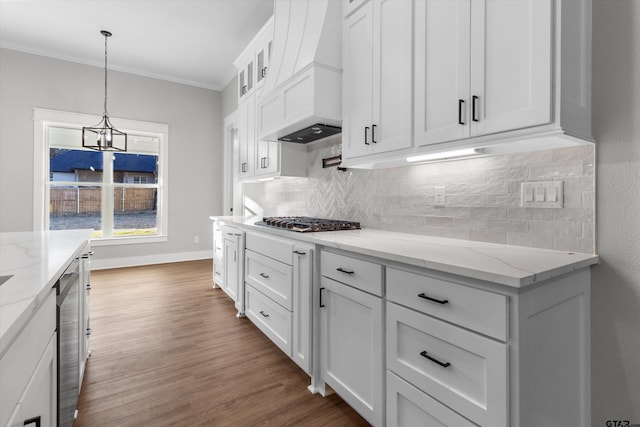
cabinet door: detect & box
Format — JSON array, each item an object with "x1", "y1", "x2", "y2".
[
  {"x1": 255, "y1": 140, "x2": 279, "y2": 176},
  {"x1": 7, "y1": 336, "x2": 57, "y2": 427},
  {"x1": 79, "y1": 250, "x2": 91, "y2": 386},
  {"x1": 342, "y1": 1, "x2": 374, "y2": 159},
  {"x1": 415, "y1": 0, "x2": 471, "y2": 146},
  {"x1": 469, "y1": 0, "x2": 552, "y2": 136},
  {"x1": 256, "y1": 40, "x2": 272, "y2": 85},
  {"x1": 372, "y1": 0, "x2": 413, "y2": 154},
  {"x1": 223, "y1": 237, "x2": 239, "y2": 302},
  {"x1": 387, "y1": 371, "x2": 477, "y2": 427},
  {"x1": 237, "y1": 95, "x2": 255, "y2": 178},
  {"x1": 320, "y1": 277, "x2": 383, "y2": 426},
  {"x1": 292, "y1": 244, "x2": 313, "y2": 374}
]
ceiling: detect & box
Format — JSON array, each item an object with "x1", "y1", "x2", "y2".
[{"x1": 0, "y1": 0, "x2": 274, "y2": 91}]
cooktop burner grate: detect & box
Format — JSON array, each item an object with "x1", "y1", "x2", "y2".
[{"x1": 256, "y1": 216, "x2": 361, "y2": 232}]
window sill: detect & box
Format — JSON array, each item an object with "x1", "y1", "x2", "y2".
[{"x1": 90, "y1": 235, "x2": 168, "y2": 246}]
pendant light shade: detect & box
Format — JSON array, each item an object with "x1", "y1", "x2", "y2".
[{"x1": 82, "y1": 30, "x2": 127, "y2": 152}]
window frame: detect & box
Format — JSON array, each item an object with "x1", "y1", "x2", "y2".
[{"x1": 33, "y1": 108, "x2": 169, "y2": 246}]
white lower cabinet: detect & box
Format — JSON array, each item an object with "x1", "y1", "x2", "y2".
[
  {"x1": 244, "y1": 232, "x2": 313, "y2": 374},
  {"x1": 387, "y1": 371, "x2": 476, "y2": 427},
  {"x1": 1, "y1": 291, "x2": 57, "y2": 427},
  {"x1": 320, "y1": 275, "x2": 384, "y2": 427},
  {"x1": 6, "y1": 335, "x2": 57, "y2": 427},
  {"x1": 79, "y1": 247, "x2": 92, "y2": 388},
  {"x1": 222, "y1": 225, "x2": 244, "y2": 315},
  {"x1": 245, "y1": 284, "x2": 293, "y2": 355},
  {"x1": 387, "y1": 302, "x2": 507, "y2": 426},
  {"x1": 212, "y1": 220, "x2": 224, "y2": 288},
  {"x1": 292, "y1": 244, "x2": 314, "y2": 374}
]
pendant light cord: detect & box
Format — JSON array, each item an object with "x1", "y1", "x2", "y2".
[{"x1": 103, "y1": 32, "x2": 109, "y2": 117}]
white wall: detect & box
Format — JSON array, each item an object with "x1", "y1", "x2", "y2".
[
  {"x1": 0, "y1": 48, "x2": 224, "y2": 265},
  {"x1": 591, "y1": 0, "x2": 640, "y2": 424}
]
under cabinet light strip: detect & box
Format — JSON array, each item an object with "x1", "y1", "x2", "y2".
[{"x1": 406, "y1": 148, "x2": 479, "y2": 163}]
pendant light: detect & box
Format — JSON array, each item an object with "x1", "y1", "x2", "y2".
[{"x1": 82, "y1": 30, "x2": 127, "y2": 152}]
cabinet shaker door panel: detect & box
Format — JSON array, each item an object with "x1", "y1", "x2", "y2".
[
  {"x1": 373, "y1": 0, "x2": 413, "y2": 153},
  {"x1": 415, "y1": 0, "x2": 471, "y2": 146},
  {"x1": 470, "y1": 0, "x2": 552, "y2": 136},
  {"x1": 342, "y1": 1, "x2": 374, "y2": 158}
]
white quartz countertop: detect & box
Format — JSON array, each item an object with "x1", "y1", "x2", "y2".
[
  {"x1": 0, "y1": 230, "x2": 92, "y2": 355},
  {"x1": 211, "y1": 216, "x2": 598, "y2": 288}
]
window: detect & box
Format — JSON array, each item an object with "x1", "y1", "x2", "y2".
[{"x1": 34, "y1": 109, "x2": 168, "y2": 245}]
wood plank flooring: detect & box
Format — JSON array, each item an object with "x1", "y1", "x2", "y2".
[{"x1": 74, "y1": 259, "x2": 369, "y2": 427}]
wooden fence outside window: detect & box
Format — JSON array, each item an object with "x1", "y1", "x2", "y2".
[{"x1": 50, "y1": 187, "x2": 157, "y2": 215}]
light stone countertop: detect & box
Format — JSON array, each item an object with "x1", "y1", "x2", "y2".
[
  {"x1": 211, "y1": 216, "x2": 599, "y2": 288},
  {"x1": 0, "y1": 230, "x2": 92, "y2": 355}
]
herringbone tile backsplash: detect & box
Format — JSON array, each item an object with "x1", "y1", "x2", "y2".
[{"x1": 243, "y1": 137, "x2": 595, "y2": 254}]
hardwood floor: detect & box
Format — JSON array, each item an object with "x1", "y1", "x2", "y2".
[{"x1": 74, "y1": 259, "x2": 369, "y2": 427}]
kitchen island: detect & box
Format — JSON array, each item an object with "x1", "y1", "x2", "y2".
[{"x1": 0, "y1": 229, "x2": 92, "y2": 426}]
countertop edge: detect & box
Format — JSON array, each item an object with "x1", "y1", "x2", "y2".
[
  {"x1": 210, "y1": 216, "x2": 599, "y2": 288},
  {"x1": 0, "y1": 230, "x2": 92, "y2": 356}
]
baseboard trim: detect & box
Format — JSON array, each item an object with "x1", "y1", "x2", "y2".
[{"x1": 91, "y1": 250, "x2": 212, "y2": 270}]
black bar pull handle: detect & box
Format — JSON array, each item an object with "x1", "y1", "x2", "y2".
[
  {"x1": 259, "y1": 310, "x2": 269, "y2": 318},
  {"x1": 364, "y1": 126, "x2": 370, "y2": 145},
  {"x1": 372, "y1": 124, "x2": 377, "y2": 143},
  {"x1": 320, "y1": 287, "x2": 325, "y2": 307},
  {"x1": 293, "y1": 250, "x2": 306, "y2": 255},
  {"x1": 420, "y1": 351, "x2": 451, "y2": 368},
  {"x1": 336, "y1": 267, "x2": 354, "y2": 275},
  {"x1": 458, "y1": 99, "x2": 465, "y2": 125},
  {"x1": 259, "y1": 272, "x2": 270, "y2": 279},
  {"x1": 418, "y1": 293, "x2": 449, "y2": 305},
  {"x1": 24, "y1": 416, "x2": 41, "y2": 427},
  {"x1": 86, "y1": 328, "x2": 92, "y2": 336},
  {"x1": 472, "y1": 95, "x2": 479, "y2": 122}
]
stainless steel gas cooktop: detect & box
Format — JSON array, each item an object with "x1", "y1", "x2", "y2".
[{"x1": 255, "y1": 216, "x2": 361, "y2": 232}]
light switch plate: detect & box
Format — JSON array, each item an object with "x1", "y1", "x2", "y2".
[{"x1": 521, "y1": 181, "x2": 563, "y2": 208}]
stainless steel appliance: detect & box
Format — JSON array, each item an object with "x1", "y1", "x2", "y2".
[
  {"x1": 256, "y1": 216, "x2": 361, "y2": 232},
  {"x1": 56, "y1": 257, "x2": 80, "y2": 427}
]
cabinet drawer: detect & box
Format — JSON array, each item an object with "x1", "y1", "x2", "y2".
[
  {"x1": 387, "y1": 267, "x2": 508, "y2": 341},
  {"x1": 387, "y1": 302, "x2": 507, "y2": 427},
  {"x1": 387, "y1": 371, "x2": 477, "y2": 427},
  {"x1": 245, "y1": 285, "x2": 292, "y2": 356},
  {"x1": 0, "y1": 290, "x2": 56, "y2": 427},
  {"x1": 222, "y1": 224, "x2": 241, "y2": 237},
  {"x1": 245, "y1": 249, "x2": 293, "y2": 310},
  {"x1": 321, "y1": 250, "x2": 383, "y2": 296},
  {"x1": 214, "y1": 242, "x2": 223, "y2": 259},
  {"x1": 246, "y1": 232, "x2": 293, "y2": 265}
]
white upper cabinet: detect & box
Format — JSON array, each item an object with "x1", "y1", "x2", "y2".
[
  {"x1": 469, "y1": 0, "x2": 552, "y2": 138},
  {"x1": 414, "y1": 0, "x2": 471, "y2": 145},
  {"x1": 343, "y1": 0, "x2": 593, "y2": 168},
  {"x1": 234, "y1": 16, "x2": 308, "y2": 182},
  {"x1": 237, "y1": 94, "x2": 256, "y2": 179},
  {"x1": 343, "y1": 0, "x2": 413, "y2": 159},
  {"x1": 256, "y1": 40, "x2": 272, "y2": 86},
  {"x1": 415, "y1": 0, "x2": 552, "y2": 146},
  {"x1": 236, "y1": 18, "x2": 273, "y2": 99}
]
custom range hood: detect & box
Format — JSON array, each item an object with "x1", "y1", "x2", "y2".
[{"x1": 257, "y1": 0, "x2": 342, "y2": 143}]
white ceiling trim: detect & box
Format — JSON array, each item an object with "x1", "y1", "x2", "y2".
[{"x1": 1, "y1": 41, "x2": 220, "y2": 91}]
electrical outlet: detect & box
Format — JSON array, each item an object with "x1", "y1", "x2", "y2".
[
  {"x1": 194, "y1": 236, "x2": 199, "y2": 243},
  {"x1": 434, "y1": 186, "x2": 446, "y2": 207}
]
